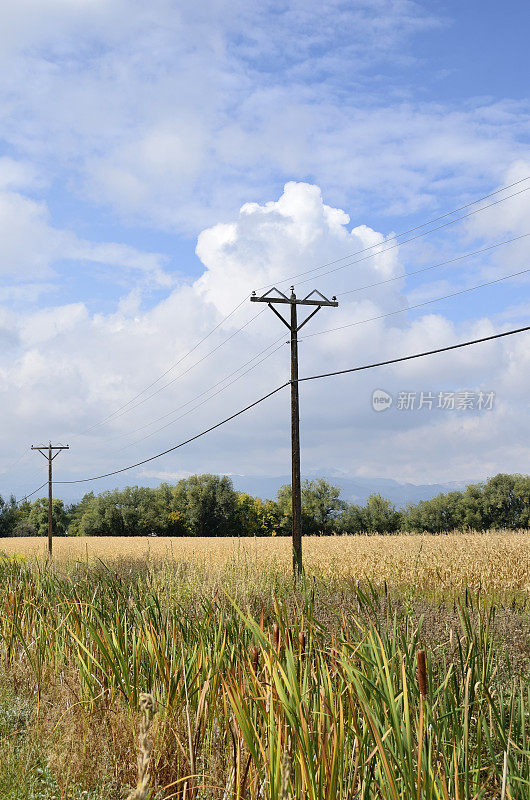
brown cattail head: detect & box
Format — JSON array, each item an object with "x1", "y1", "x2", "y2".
[
  {"x1": 251, "y1": 645, "x2": 259, "y2": 674},
  {"x1": 281, "y1": 751, "x2": 291, "y2": 800},
  {"x1": 417, "y1": 649, "x2": 428, "y2": 699},
  {"x1": 298, "y1": 630, "x2": 306, "y2": 658},
  {"x1": 127, "y1": 693, "x2": 156, "y2": 800},
  {"x1": 272, "y1": 622, "x2": 280, "y2": 652}
]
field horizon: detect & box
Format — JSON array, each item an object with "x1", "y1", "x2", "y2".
[{"x1": 1, "y1": 530, "x2": 528, "y2": 595}]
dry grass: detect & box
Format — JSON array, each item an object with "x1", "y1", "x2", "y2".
[
  {"x1": 1, "y1": 531, "x2": 528, "y2": 593},
  {"x1": 0, "y1": 548, "x2": 528, "y2": 799}
]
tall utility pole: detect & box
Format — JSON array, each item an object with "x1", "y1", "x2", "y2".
[
  {"x1": 30, "y1": 443, "x2": 69, "y2": 556},
  {"x1": 251, "y1": 287, "x2": 338, "y2": 574}
]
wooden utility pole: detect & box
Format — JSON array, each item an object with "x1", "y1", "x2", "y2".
[
  {"x1": 250, "y1": 287, "x2": 338, "y2": 574},
  {"x1": 30, "y1": 443, "x2": 69, "y2": 556}
]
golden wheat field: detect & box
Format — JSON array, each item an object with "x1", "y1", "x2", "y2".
[{"x1": 2, "y1": 531, "x2": 528, "y2": 593}]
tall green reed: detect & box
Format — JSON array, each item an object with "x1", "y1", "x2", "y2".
[{"x1": 0, "y1": 556, "x2": 527, "y2": 799}]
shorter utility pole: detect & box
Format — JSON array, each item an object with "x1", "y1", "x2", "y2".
[
  {"x1": 250, "y1": 286, "x2": 338, "y2": 575},
  {"x1": 31, "y1": 443, "x2": 69, "y2": 556}
]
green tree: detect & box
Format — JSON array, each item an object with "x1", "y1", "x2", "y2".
[
  {"x1": 73, "y1": 485, "x2": 182, "y2": 537},
  {"x1": 0, "y1": 495, "x2": 18, "y2": 537},
  {"x1": 363, "y1": 493, "x2": 401, "y2": 534},
  {"x1": 481, "y1": 473, "x2": 528, "y2": 528},
  {"x1": 236, "y1": 493, "x2": 279, "y2": 536},
  {"x1": 513, "y1": 474, "x2": 530, "y2": 527},
  {"x1": 276, "y1": 479, "x2": 345, "y2": 535},
  {"x1": 403, "y1": 491, "x2": 464, "y2": 533},
  {"x1": 459, "y1": 483, "x2": 487, "y2": 530},
  {"x1": 76, "y1": 492, "x2": 126, "y2": 536},
  {"x1": 336, "y1": 502, "x2": 365, "y2": 534},
  {"x1": 68, "y1": 492, "x2": 95, "y2": 536},
  {"x1": 171, "y1": 474, "x2": 239, "y2": 536},
  {"x1": 302, "y1": 478, "x2": 346, "y2": 534},
  {"x1": 27, "y1": 498, "x2": 69, "y2": 537}
]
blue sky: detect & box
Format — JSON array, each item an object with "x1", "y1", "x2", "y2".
[{"x1": 0, "y1": 0, "x2": 529, "y2": 500}]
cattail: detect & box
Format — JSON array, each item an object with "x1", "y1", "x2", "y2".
[
  {"x1": 298, "y1": 630, "x2": 306, "y2": 659},
  {"x1": 251, "y1": 645, "x2": 259, "y2": 673},
  {"x1": 127, "y1": 692, "x2": 156, "y2": 800},
  {"x1": 272, "y1": 622, "x2": 280, "y2": 652},
  {"x1": 417, "y1": 649, "x2": 428, "y2": 699},
  {"x1": 281, "y1": 751, "x2": 291, "y2": 800}
]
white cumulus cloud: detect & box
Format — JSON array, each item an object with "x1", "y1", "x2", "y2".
[{"x1": 1, "y1": 180, "x2": 529, "y2": 498}]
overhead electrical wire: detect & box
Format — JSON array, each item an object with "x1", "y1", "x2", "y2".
[
  {"x1": 55, "y1": 323, "x2": 529, "y2": 486},
  {"x1": 260, "y1": 175, "x2": 530, "y2": 288},
  {"x1": 3, "y1": 453, "x2": 49, "y2": 500},
  {"x1": 299, "y1": 266, "x2": 530, "y2": 341},
  {"x1": 13, "y1": 180, "x2": 530, "y2": 500},
  {"x1": 78, "y1": 177, "x2": 529, "y2": 433},
  {"x1": 117, "y1": 342, "x2": 286, "y2": 450},
  {"x1": 83, "y1": 233, "x2": 528, "y2": 447},
  {"x1": 82, "y1": 187, "x2": 529, "y2": 434},
  {"x1": 6, "y1": 452, "x2": 30, "y2": 471},
  {"x1": 56, "y1": 382, "x2": 290, "y2": 485},
  {"x1": 298, "y1": 325, "x2": 530, "y2": 383},
  {"x1": 337, "y1": 233, "x2": 530, "y2": 297},
  {"x1": 83, "y1": 294, "x2": 252, "y2": 429},
  {"x1": 81, "y1": 306, "x2": 266, "y2": 432},
  {"x1": 113, "y1": 338, "x2": 287, "y2": 447},
  {"x1": 291, "y1": 185, "x2": 530, "y2": 289},
  {"x1": 109, "y1": 258, "x2": 530, "y2": 448},
  {"x1": 16, "y1": 481, "x2": 48, "y2": 504}
]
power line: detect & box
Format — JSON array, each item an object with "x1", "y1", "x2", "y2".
[
  {"x1": 82, "y1": 306, "x2": 265, "y2": 432},
  {"x1": 82, "y1": 294, "x2": 252, "y2": 431},
  {"x1": 76, "y1": 178, "x2": 530, "y2": 434},
  {"x1": 5, "y1": 452, "x2": 30, "y2": 472},
  {"x1": 107, "y1": 335, "x2": 286, "y2": 444},
  {"x1": 54, "y1": 323, "x2": 529, "y2": 487},
  {"x1": 291, "y1": 185, "x2": 530, "y2": 289},
  {"x1": 16, "y1": 481, "x2": 48, "y2": 504},
  {"x1": 81, "y1": 234, "x2": 527, "y2": 448},
  {"x1": 298, "y1": 325, "x2": 530, "y2": 383},
  {"x1": 299, "y1": 266, "x2": 530, "y2": 341},
  {"x1": 56, "y1": 382, "x2": 289, "y2": 485},
  {"x1": 85, "y1": 211, "x2": 527, "y2": 438},
  {"x1": 117, "y1": 340, "x2": 286, "y2": 450},
  {"x1": 1, "y1": 453, "x2": 44, "y2": 498},
  {"x1": 337, "y1": 233, "x2": 529, "y2": 297},
  {"x1": 31, "y1": 443, "x2": 69, "y2": 556},
  {"x1": 262, "y1": 176, "x2": 530, "y2": 288}
]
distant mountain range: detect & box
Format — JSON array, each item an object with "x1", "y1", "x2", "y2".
[{"x1": 230, "y1": 474, "x2": 467, "y2": 509}]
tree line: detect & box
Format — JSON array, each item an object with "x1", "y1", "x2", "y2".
[{"x1": 0, "y1": 472, "x2": 529, "y2": 538}]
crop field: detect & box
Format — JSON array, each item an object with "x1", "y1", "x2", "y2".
[
  {"x1": 0, "y1": 533, "x2": 528, "y2": 799},
  {"x1": 1, "y1": 531, "x2": 529, "y2": 594}
]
